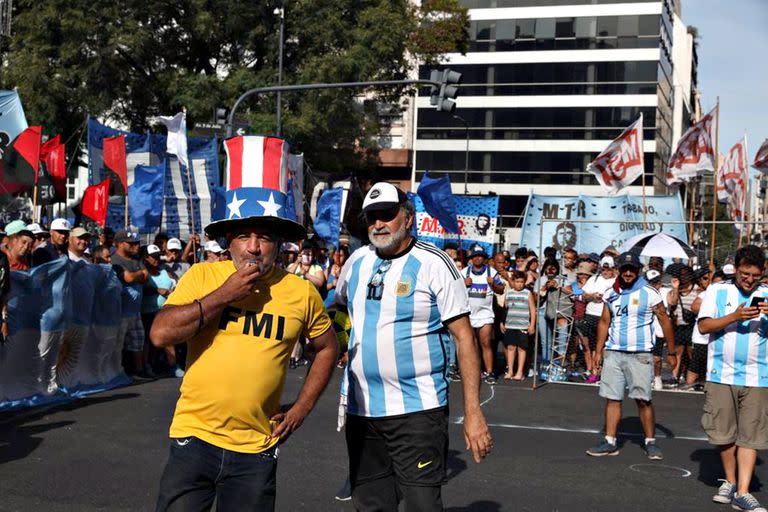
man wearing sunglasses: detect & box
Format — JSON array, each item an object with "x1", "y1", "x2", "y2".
[{"x1": 335, "y1": 182, "x2": 492, "y2": 512}]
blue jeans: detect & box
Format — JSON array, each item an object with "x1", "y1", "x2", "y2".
[{"x1": 156, "y1": 436, "x2": 278, "y2": 512}]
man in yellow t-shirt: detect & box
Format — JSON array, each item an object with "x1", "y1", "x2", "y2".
[{"x1": 150, "y1": 150, "x2": 337, "y2": 511}]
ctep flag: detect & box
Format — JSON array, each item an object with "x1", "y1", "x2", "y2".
[
  {"x1": 223, "y1": 135, "x2": 289, "y2": 191},
  {"x1": 313, "y1": 187, "x2": 344, "y2": 248},
  {"x1": 1, "y1": 125, "x2": 42, "y2": 187},
  {"x1": 128, "y1": 162, "x2": 165, "y2": 231},
  {"x1": 40, "y1": 135, "x2": 67, "y2": 201},
  {"x1": 76, "y1": 178, "x2": 110, "y2": 227},
  {"x1": 587, "y1": 114, "x2": 644, "y2": 194},
  {"x1": 716, "y1": 137, "x2": 748, "y2": 226},
  {"x1": 417, "y1": 174, "x2": 459, "y2": 234},
  {"x1": 667, "y1": 108, "x2": 716, "y2": 185},
  {"x1": 752, "y1": 138, "x2": 768, "y2": 173},
  {"x1": 156, "y1": 112, "x2": 188, "y2": 169},
  {"x1": 103, "y1": 135, "x2": 128, "y2": 196}
]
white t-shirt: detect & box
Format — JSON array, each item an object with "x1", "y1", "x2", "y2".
[
  {"x1": 652, "y1": 286, "x2": 671, "y2": 338},
  {"x1": 464, "y1": 264, "x2": 501, "y2": 322},
  {"x1": 582, "y1": 273, "x2": 616, "y2": 317},
  {"x1": 691, "y1": 290, "x2": 709, "y2": 345}
]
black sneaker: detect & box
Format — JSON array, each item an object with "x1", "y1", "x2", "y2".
[{"x1": 483, "y1": 373, "x2": 497, "y2": 386}]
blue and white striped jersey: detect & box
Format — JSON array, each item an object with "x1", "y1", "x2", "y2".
[
  {"x1": 698, "y1": 282, "x2": 768, "y2": 387},
  {"x1": 335, "y1": 240, "x2": 470, "y2": 417},
  {"x1": 603, "y1": 279, "x2": 662, "y2": 352}
]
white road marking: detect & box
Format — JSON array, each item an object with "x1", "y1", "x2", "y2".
[{"x1": 628, "y1": 463, "x2": 692, "y2": 478}]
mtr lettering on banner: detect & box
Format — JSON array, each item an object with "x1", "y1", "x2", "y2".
[{"x1": 413, "y1": 195, "x2": 499, "y2": 255}]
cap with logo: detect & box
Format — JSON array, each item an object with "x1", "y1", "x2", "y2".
[
  {"x1": 615, "y1": 252, "x2": 641, "y2": 269},
  {"x1": 70, "y1": 227, "x2": 91, "y2": 238},
  {"x1": 4, "y1": 220, "x2": 33, "y2": 238},
  {"x1": 205, "y1": 135, "x2": 306, "y2": 241},
  {"x1": 599, "y1": 255, "x2": 615, "y2": 267},
  {"x1": 204, "y1": 241, "x2": 224, "y2": 254},
  {"x1": 26, "y1": 222, "x2": 46, "y2": 236},
  {"x1": 722, "y1": 264, "x2": 735, "y2": 276},
  {"x1": 469, "y1": 244, "x2": 488, "y2": 259},
  {"x1": 114, "y1": 230, "x2": 141, "y2": 244},
  {"x1": 166, "y1": 238, "x2": 183, "y2": 251},
  {"x1": 145, "y1": 244, "x2": 162, "y2": 256},
  {"x1": 362, "y1": 182, "x2": 408, "y2": 213},
  {"x1": 50, "y1": 218, "x2": 72, "y2": 232},
  {"x1": 646, "y1": 269, "x2": 662, "y2": 282}
]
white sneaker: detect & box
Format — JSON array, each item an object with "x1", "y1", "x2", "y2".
[{"x1": 653, "y1": 376, "x2": 663, "y2": 391}]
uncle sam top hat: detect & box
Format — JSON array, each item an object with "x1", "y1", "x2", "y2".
[{"x1": 205, "y1": 135, "x2": 306, "y2": 241}]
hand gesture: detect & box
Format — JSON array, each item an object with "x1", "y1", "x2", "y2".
[
  {"x1": 464, "y1": 410, "x2": 493, "y2": 463},
  {"x1": 270, "y1": 403, "x2": 310, "y2": 444},
  {"x1": 759, "y1": 301, "x2": 768, "y2": 316},
  {"x1": 734, "y1": 303, "x2": 760, "y2": 322},
  {"x1": 218, "y1": 263, "x2": 263, "y2": 303}
]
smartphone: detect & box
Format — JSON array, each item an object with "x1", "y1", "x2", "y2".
[{"x1": 749, "y1": 296, "x2": 767, "y2": 308}]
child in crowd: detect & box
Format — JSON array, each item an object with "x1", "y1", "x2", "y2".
[{"x1": 501, "y1": 271, "x2": 536, "y2": 381}]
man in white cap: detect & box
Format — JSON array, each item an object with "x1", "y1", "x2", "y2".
[
  {"x1": 151, "y1": 137, "x2": 337, "y2": 511},
  {"x1": 67, "y1": 227, "x2": 92, "y2": 263},
  {"x1": 32, "y1": 217, "x2": 70, "y2": 267},
  {"x1": 163, "y1": 237, "x2": 191, "y2": 281},
  {"x1": 26, "y1": 222, "x2": 50, "y2": 253},
  {"x1": 2, "y1": 221, "x2": 34, "y2": 271},
  {"x1": 580, "y1": 255, "x2": 617, "y2": 384},
  {"x1": 335, "y1": 182, "x2": 492, "y2": 511},
  {"x1": 203, "y1": 240, "x2": 224, "y2": 263}
]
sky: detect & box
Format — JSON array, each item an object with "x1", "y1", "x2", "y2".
[{"x1": 682, "y1": 0, "x2": 768, "y2": 158}]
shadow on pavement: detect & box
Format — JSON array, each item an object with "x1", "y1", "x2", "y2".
[
  {"x1": 616, "y1": 416, "x2": 674, "y2": 449},
  {"x1": 691, "y1": 447, "x2": 763, "y2": 491},
  {"x1": 446, "y1": 449, "x2": 468, "y2": 481},
  {"x1": 446, "y1": 500, "x2": 502, "y2": 511}
]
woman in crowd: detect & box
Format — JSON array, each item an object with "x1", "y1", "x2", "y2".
[{"x1": 667, "y1": 265, "x2": 697, "y2": 383}]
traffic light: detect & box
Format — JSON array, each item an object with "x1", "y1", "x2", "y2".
[
  {"x1": 429, "y1": 70, "x2": 440, "y2": 106},
  {"x1": 437, "y1": 69, "x2": 462, "y2": 112},
  {"x1": 214, "y1": 107, "x2": 228, "y2": 126}
]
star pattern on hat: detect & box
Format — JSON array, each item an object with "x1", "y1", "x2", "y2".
[
  {"x1": 227, "y1": 191, "x2": 246, "y2": 219},
  {"x1": 257, "y1": 192, "x2": 282, "y2": 217}
]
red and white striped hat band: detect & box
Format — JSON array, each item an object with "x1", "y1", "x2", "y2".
[{"x1": 224, "y1": 135, "x2": 290, "y2": 193}]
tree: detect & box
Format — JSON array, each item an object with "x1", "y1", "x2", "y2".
[{"x1": 2, "y1": 0, "x2": 468, "y2": 178}]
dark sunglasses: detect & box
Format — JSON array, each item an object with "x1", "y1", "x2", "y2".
[
  {"x1": 364, "y1": 207, "x2": 399, "y2": 225},
  {"x1": 368, "y1": 259, "x2": 392, "y2": 288}
]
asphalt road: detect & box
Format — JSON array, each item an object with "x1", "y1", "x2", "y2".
[{"x1": 0, "y1": 369, "x2": 763, "y2": 511}]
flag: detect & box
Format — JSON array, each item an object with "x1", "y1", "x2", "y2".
[
  {"x1": 716, "y1": 138, "x2": 748, "y2": 227},
  {"x1": 129, "y1": 162, "x2": 165, "y2": 231},
  {"x1": 417, "y1": 174, "x2": 459, "y2": 234},
  {"x1": 103, "y1": 135, "x2": 128, "y2": 195},
  {"x1": 76, "y1": 178, "x2": 110, "y2": 227},
  {"x1": 223, "y1": 135, "x2": 289, "y2": 191},
  {"x1": 753, "y1": 139, "x2": 768, "y2": 173},
  {"x1": 40, "y1": 135, "x2": 67, "y2": 202},
  {"x1": 587, "y1": 115, "x2": 644, "y2": 194},
  {"x1": 287, "y1": 153, "x2": 305, "y2": 224},
  {"x1": 1, "y1": 125, "x2": 42, "y2": 187},
  {"x1": 313, "y1": 188, "x2": 343, "y2": 248},
  {"x1": 0, "y1": 90, "x2": 29, "y2": 194},
  {"x1": 667, "y1": 108, "x2": 716, "y2": 184},
  {"x1": 157, "y1": 112, "x2": 188, "y2": 169}
]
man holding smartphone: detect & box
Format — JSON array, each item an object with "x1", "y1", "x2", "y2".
[{"x1": 698, "y1": 245, "x2": 768, "y2": 511}]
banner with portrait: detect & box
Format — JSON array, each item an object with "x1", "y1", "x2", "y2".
[
  {"x1": 519, "y1": 194, "x2": 687, "y2": 255},
  {"x1": 413, "y1": 194, "x2": 499, "y2": 255}
]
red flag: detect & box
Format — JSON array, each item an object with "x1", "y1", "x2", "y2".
[
  {"x1": 667, "y1": 108, "x2": 716, "y2": 184},
  {"x1": 586, "y1": 114, "x2": 644, "y2": 193},
  {"x1": 40, "y1": 135, "x2": 67, "y2": 200},
  {"x1": 78, "y1": 178, "x2": 110, "y2": 227},
  {"x1": 753, "y1": 138, "x2": 768, "y2": 173},
  {"x1": 103, "y1": 135, "x2": 128, "y2": 195},
  {"x1": 716, "y1": 138, "x2": 748, "y2": 228},
  {"x1": 1, "y1": 125, "x2": 42, "y2": 188}
]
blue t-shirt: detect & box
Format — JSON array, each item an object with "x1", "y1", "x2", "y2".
[{"x1": 141, "y1": 269, "x2": 175, "y2": 314}]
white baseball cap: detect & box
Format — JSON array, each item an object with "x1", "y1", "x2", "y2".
[
  {"x1": 646, "y1": 269, "x2": 661, "y2": 281},
  {"x1": 722, "y1": 264, "x2": 735, "y2": 276},
  {"x1": 166, "y1": 237, "x2": 183, "y2": 251},
  {"x1": 204, "y1": 241, "x2": 224, "y2": 254},
  {"x1": 50, "y1": 218, "x2": 71, "y2": 231},
  {"x1": 146, "y1": 244, "x2": 162, "y2": 256},
  {"x1": 26, "y1": 223, "x2": 47, "y2": 236},
  {"x1": 362, "y1": 182, "x2": 408, "y2": 213},
  {"x1": 600, "y1": 256, "x2": 615, "y2": 267}
]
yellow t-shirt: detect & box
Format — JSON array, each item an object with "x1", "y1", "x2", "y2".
[{"x1": 164, "y1": 261, "x2": 332, "y2": 453}]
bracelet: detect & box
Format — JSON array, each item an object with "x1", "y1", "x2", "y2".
[{"x1": 194, "y1": 299, "x2": 204, "y2": 335}]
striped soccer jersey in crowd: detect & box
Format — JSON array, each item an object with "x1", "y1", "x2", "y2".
[
  {"x1": 335, "y1": 240, "x2": 470, "y2": 417},
  {"x1": 603, "y1": 279, "x2": 662, "y2": 352},
  {"x1": 504, "y1": 288, "x2": 531, "y2": 331},
  {"x1": 698, "y1": 282, "x2": 768, "y2": 387}
]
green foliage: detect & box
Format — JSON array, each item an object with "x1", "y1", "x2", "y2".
[{"x1": 1, "y1": 0, "x2": 468, "y2": 178}]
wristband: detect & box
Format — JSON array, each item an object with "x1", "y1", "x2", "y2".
[{"x1": 194, "y1": 299, "x2": 204, "y2": 334}]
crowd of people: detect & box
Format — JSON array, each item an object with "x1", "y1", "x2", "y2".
[{"x1": 3, "y1": 189, "x2": 768, "y2": 511}]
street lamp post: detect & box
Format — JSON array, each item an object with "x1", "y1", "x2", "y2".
[
  {"x1": 453, "y1": 114, "x2": 469, "y2": 194},
  {"x1": 274, "y1": 6, "x2": 285, "y2": 136}
]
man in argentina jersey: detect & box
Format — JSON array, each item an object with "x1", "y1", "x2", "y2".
[
  {"x1": 586, "y1": 252, "x2": 675, "y2": 461},
  {"x1": 698, "y1": 245, "x2": 768, "y2": 511},
  {"x1": 336, "y1": 182, "x2": 492, "y2": 512}
]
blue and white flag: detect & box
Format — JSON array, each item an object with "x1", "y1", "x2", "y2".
[
  {"x1": 519, "y1": 193, "x2": 687, "y2": 255},
  {"x1": 414, "y1": 195, "x2": 499, "y2": 256},
  {"x1": 314, "y1": 187, "x2": 344, "y2": 248},
  {"x1": 0, "y1": 90, "x2": 28, "y2": 154},
  {"x1": 417, "y1": 174, "x2": 459, "y2": 234}
]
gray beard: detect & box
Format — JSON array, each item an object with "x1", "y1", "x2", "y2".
[{"x1": 370, "y1": 223, "x2": 409, "y2": 255}]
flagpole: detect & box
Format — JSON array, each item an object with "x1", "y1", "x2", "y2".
[
  {"x1": 709, "y1": 97, "x2": 720, "y2": 267},
  {"x1": 32, "y1": 183, "x2": 39, "y2": 223},
  {"x1": 687, "y1": 180, "x2": 696, "y2": 243},
  {"x1": 181, "y1": 108, "x2": 198, "y2": 263},
  {"x1": 745, "y1": 131, "x2": 752, "y2": 244},
  {"x1": 124, "y1": 195, "x2": 129, "y2": 229}
]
